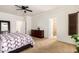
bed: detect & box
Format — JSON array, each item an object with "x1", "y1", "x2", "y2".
[{"x1": 0, "y1": 32, "x2": 34, "y2": 53}]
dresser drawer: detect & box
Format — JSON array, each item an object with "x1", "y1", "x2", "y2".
[{"x1": 31, "y1": 30, "x2": 44, "y2": 38}]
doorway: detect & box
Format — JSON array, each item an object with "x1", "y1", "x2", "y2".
[
  {"x1": 53, "y1": 18, "x2": 57, "y2": 37},
  {"x1": 49, "y1": 17, "x2": 57, "y2": 39}
]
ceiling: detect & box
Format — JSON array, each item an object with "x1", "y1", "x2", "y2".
[
  {"x1": 0, "y1": 5, "x2": 61, "y2": 16},
  {"x1": 0, "y1": 5, "x2": 78, "y2": 16}
]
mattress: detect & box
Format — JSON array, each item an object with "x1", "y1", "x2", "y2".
[{"x1": 0, "y1": 32, "x2": 34, "y2": 53}]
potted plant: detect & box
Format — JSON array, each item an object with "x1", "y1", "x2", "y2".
[{"x1": 71, "y1": 34, "x2": 79, "y2": 52}]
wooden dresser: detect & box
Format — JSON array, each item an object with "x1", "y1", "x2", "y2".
[{"x1": 31, "y1": 29, "x2": 44, "y2": 38}]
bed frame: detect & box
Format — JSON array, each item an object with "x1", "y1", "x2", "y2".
[{"x1": 9, "y1": 44, "x2": 33, "y2": 53}]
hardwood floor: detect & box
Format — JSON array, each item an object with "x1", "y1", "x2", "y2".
[{"x1": 21, "y1": 37, "x2": 76, "y2": 53}]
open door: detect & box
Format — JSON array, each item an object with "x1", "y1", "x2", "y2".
[{"x1": 68, "y1": 13, "x2": 78, "y2": 35}]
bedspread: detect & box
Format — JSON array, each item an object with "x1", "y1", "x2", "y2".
[{"x1": 0, "y1": 33, "x2": 34, "y2": 53}]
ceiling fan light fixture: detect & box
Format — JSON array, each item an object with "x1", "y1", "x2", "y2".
[{"x1": 24, "y1": 11, "x2": 26, "y2": 13}]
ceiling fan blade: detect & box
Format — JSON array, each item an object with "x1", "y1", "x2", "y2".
[
  {"x1": 15, "y1": 5, "x2": 22, "y2": 8},
  {"x1": 25, "y1": 6, "x2": 29, "y2": 8},
  {"x1": 25, "y1": 9, "x2": 32, "y2": 12}
]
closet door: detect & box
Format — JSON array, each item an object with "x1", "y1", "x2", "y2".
[{"x1": 68, "y1": 13, "x2": 78, "y2": 35}]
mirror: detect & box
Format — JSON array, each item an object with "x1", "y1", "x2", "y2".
[
  {"x1": 0, "y1": 21, "x2": 10, "y2": 34},
  {"x1": 1, "y1": 22, "x2": 8, "y2": 31}
]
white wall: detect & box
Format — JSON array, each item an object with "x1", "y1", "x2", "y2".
[
  {"x1": 16, "y1": 20, "x2": 25, "y2": 33},
  {"x1": 32, "y1": 6, "x2": 79, "y2": 44},
  {"x1": 25, "y1": 15, "x2": 32, "y2": 35},
  {"x1": 32, "y1": 14, "x2": 50, "y2": 38},
  {"x1": 0, "y1": 12, "x2": 25, "y2": 33}
]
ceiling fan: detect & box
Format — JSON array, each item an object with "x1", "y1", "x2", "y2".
[{"x1": 15, "y1": 5, "x2": 32, "y2": 13}]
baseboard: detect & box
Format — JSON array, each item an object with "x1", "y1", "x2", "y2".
[{"x1": 58, "y1": 40, "x2": 76, "y2": 46}]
